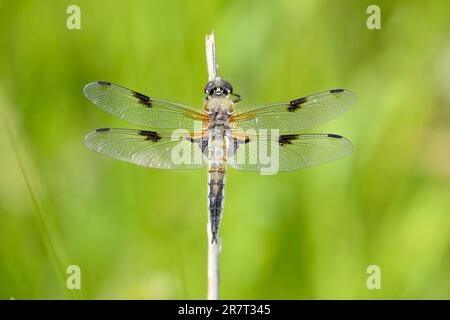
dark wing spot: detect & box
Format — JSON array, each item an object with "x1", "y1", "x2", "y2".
[
  {"x1": 288, "y1": 97, "x2": 307, "y2": 112},
  {"x1": 95, "y1": 128, "x2": 110, "y2": 132},
  {"x1": 97, "y1": 81, "x2": 111, "y2": 86},
  {"x1": 229, "y1": 137, "x2": 250, "y2": 157},
  {"x1": 233, "y1": 137, "x2": 251, "y2": 146},
  {"x1": 201, "y1": 140, "x2": 208, "y2": 153},
  {"x1": 138, "y1": 130, "x2": 161, "y2": 142},
  {"x1": 232, "y1": 138, "x2": 239, "y2": 152},
  {"x1": 279, "y1": 134, "x2": 299, "y2": 146},
  {"x1": 327, "y1": 133, "x2": 343, "y2": 139},
  {"x1": 330, "y1": 89, "x2": 344, "y2": 94},
  {"x1": 133, "y1": 91, "x2": 152, "y2": 107}
]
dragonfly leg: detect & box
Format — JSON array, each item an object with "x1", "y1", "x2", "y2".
[{"x1": 231, "y1": 93, "x2": 242, "y2": 104}]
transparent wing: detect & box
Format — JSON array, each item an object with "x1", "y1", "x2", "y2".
[
  {"x1": 84, "y1": 81, "x2": 208, "y2": 130},
  {"x1": 85, "y1": 128, "x2": 207, "y2": 169},
  {"x1": 230, "y1": 89, "x2": 356, "y2": 133},
  {"x1": 229, "y1": 132, "x2": 353, "y2": 173}
]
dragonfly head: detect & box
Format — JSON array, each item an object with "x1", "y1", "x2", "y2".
[{"x1": 204, "y1": 78, "x2": 233, "y2": 98}]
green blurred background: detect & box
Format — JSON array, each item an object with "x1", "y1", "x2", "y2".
[{"x1": 0, "y1": 0, "x2": 449, "y2": 299}]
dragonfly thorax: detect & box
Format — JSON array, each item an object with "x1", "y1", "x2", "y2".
[{"x1": 206, "y1": 96, "x2": 232, "y2": 128}]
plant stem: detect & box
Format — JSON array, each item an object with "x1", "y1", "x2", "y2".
[
  {"x1": 206, "y1": 32, "x2": 218, "y2": 81},
  {"x1": 205, "y1": 31, "x2": 220, "y2": 300}
]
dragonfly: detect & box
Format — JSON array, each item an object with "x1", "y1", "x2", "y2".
[{"x1": 84, "y1": 79, "x2": 355, "y2": 243}]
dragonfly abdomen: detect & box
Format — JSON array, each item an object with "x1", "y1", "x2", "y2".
[
  {"x1": 207, "y1": 129, "x2": 229, "y2": 243},
  {"x1": 207, "y1": 169, "x2": 226, "y2": 243}
]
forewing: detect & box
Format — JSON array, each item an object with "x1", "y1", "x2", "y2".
[
  {"x1": 84, "y1": 81, "x2": 207, "y2": 130},
  {"x1": 230, "y1": 89, "x2": 355, "y2": 133},
  {"x1": 229, "y1": 132, "x2": 352, "y2": 173},
  {"x1": 85, "y1": 128, "x2": 207, "y2": 169}
]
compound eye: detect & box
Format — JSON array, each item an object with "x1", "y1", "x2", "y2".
[
  {"x1": 223, "y1": 82, "x2": 233, "y2": 94},
  {"x1": 204, "y1": 81, "x2": 214, "y2": 94}
]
